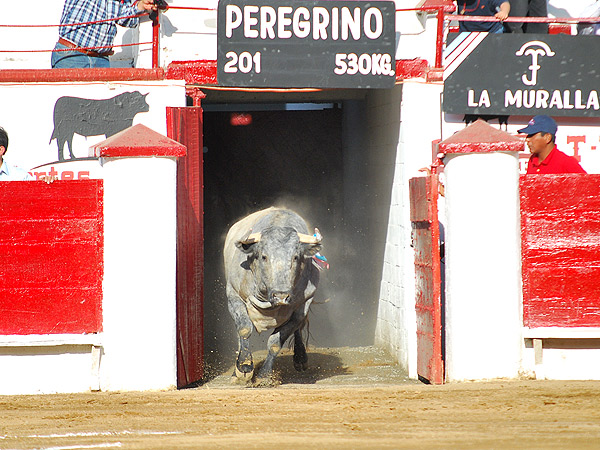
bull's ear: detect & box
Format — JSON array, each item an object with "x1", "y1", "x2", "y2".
[
  {"x1": 236, "y1": 232, "x2": 261, "y2": 253},
  {"x1": 236, "y1": 241, "x2": 256, "y2": 253}
]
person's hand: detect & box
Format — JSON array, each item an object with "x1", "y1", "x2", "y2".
[
  {"x1": 495, "y1": 3, "x2": 510, "y2": 21},
  {"x1": 137, "y1": 0, "x2": 159, "y2": 11},
  {"x1": 41, "y1": 174, "x2": 58, "y2": 184},
  {"x1": 495, "y1": 10, "x2": 509, "y2": 21}
]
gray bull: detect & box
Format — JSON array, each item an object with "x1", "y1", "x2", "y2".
[{"x1": 224, "y1": 207, "x2": 322, "y2": 383}]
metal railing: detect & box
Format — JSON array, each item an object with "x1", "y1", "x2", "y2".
[{"x1": 0, "y1": 4, "x2": 599, "y2": 76}]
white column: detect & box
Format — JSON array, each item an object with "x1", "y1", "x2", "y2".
[
  {"x1": 101, "y1": 156, "x2": 178, "y2": 391},
  {"x1": 444, "y1": 151, "x2": 522, "y2": 381}
]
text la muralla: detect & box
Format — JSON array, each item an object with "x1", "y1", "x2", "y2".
[{"x1": 467, "y1": 89, "x2": 600, "y2": 110}]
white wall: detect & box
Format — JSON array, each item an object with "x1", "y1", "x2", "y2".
[
  {"x1": 0, "y1": 81, "x2": 185, "y2": 176},
  {"x1": 522, "y1": 337, "x2": 600, "y2": 380},
  {"x1": 374, "y1": 80, "x2": 444, "y2": 378},
  {"x1": 0, "y1": 336, "x2": 102, "y2": 395}
]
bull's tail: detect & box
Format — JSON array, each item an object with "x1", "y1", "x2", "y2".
[{"x1": 49, "y1": 127, "x2": 56, "y2": 144}]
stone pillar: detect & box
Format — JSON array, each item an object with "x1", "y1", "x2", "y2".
[
  {"x1": 440, "y1": 120, "x2": 523, "y2": 381},
  {"x1": 90, "y1": 124, "x2": 186, "y2": 391}
]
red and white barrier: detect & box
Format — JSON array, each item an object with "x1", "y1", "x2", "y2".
[
  {"x1": 440, "y1": 120, "x2": 600, "y2": 381},
  {"x1": 0, "y1": 124, "x2": 186, "y2": 394},
  {"x1": 521, "y1": 174, "x2": 600, "y2": 380}
]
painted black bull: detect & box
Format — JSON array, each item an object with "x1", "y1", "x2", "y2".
[
  {"x1": 224, "y1": 207, "x2": 322, "y2": 384},
  {"x1": 49, "y1": 91, "x2": 149, "y2": 161}
]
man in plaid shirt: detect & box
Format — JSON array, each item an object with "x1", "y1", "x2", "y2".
[{"x1": 51, "y1": 0, "x2": 157, "y2": 68}]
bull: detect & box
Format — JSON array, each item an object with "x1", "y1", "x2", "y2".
[{"x1": 224, "y1": 207, "x2": 322, "y2": 384}]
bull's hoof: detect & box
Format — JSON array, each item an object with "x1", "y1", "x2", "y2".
[
  {"x1": 293, "y1": 359, "x2": 308, "y2": 372},
  {"x1": 230, "y1": 367, "x2": 254, "y2": 385},
  {"x1": 293, "y1": 350, "x2": 308, "y2": 372},
  {"x1": 234, "y1": 351, "x2": 254, "y2": 379},
  {"x1": 234, "y1": 363, "x2": 254, "y2": 380}
]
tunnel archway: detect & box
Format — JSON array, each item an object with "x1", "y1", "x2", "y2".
[{"x1": 200, "y1": 93, "x2": 399, "y2": 375}]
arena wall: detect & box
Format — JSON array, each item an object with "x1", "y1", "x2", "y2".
[
  {"x1": 0, "y1": 128, "x2": 185, "y2": 395},
  {"x1": 374, "y1": 80, "x2": 444, "y2": 378}
]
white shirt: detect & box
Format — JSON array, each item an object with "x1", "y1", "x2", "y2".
[{"x1": 0, "y1": 160, "x2": 34, "y2": 181}]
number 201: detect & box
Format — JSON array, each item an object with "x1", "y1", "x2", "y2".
[{"x1": 223, "y1": 51, "x2": 262, "y2": 74}]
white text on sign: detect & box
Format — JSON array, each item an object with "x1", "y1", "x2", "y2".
[{"x1": 225, "y1": 5, "x2": 385, "y2": 41}]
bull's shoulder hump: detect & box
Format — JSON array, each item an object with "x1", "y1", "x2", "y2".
[
  {"x1": 224, "y1": 207, "x2": 310, "y2": 248},
  {"x1": 226, "y1": 207, "x2": 277, "y2": 237},
  {"x1": 259, "y1": 209, "x2": 307, "y2": 230}
]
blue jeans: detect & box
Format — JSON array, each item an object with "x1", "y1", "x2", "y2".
[{"x1": 51, "y1": 42, "x2": 110, "y2": 68}]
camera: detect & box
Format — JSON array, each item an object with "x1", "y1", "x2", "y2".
[
  {"x1": 154, "y1": 0, "x2": 168, "y2": 10},
  {"x1": 149, "y1": 0, "x2": 168, "y2": 21}
]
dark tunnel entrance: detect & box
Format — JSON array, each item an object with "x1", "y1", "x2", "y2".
[{"x1": 201, "y1": 96, "x2": 398, "y2": 374}]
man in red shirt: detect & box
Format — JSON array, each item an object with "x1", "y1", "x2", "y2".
[{"x1": 518, "y1": 115, "x2": 587, "y2": 174}]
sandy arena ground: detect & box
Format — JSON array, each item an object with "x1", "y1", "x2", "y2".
[{"x1": 1, "y1": 347, "x2": 600, "y2": 450}]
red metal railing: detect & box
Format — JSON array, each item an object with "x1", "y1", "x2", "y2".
[{"x1": 1, "y1": 4, "x2": 599, "y2": 78}]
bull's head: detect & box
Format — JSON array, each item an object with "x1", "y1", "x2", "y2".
[{"x1": 236, "y1": 227, "x2": 321, "y2": 307}]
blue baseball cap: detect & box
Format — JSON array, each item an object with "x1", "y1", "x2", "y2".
[{"x1": 517, "y1": 115, "x2": 557, "y2": 136}]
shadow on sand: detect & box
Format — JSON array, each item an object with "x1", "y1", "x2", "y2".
[
  {"x1": 262, "y1": 350, "x2": 351, "y2": 385},
  {"x1": 197, "y1": 346, "x2": 412, "y2": 388}
]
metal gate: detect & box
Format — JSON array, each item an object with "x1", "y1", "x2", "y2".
[
  {"x1": 409, "y1": 171, "x2": 444, "y2": 384},
  {"x1": 167, "y1": 106, "x2": 204, "y2": 388}
]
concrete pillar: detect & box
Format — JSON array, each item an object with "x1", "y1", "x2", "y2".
[
  {"x1": 90, "y1": 124, "x2": 186, "y2": 391},
  {"x1": 440, "y1": 120, "x2": 524, "y2": 381}
]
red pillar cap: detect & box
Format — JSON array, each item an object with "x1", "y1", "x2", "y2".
[
  {"x1": 90, "y1": 123, "x2": 187, "y2": 158},
  {"x1": 439, "y1": 119, "x2": 524, "y2": 154}
]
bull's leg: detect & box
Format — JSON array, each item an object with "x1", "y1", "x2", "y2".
[
  {"x1": 226, "y1": 287, "x2": 254, "y2": 381},
  {"x1": 67, "y1": 140, "x2": 76, "y2": 160},
  {"x1": 293, "y1": 327, "x2": 308, "y2": 372},
  {"x1": 57, "y1": 141, "x2": 65, "y2": 162},
  {"x1": 256, "y1": 311, "x2": 306, "y2": 382}
]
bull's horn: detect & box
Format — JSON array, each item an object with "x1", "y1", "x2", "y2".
[
  {"x1": 298, "y1": 232, "x2": 321, "y2": 244},
  {"x1": 240, "y1": 232, "x2": 261, "y2": 245}
]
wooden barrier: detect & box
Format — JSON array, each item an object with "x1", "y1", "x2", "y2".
[
  {"x1": 520, "y1": 174, "x2": 600, "y2": 328},
  {"x1": 521, "y1": 174, "x2": 600, "y2": 379},
  {"x1": 0, "y1": 125, "x2": 189, "y2": 394},
  {"x1": 0, "y1": 180, "x2": 103, "y2": 335}
]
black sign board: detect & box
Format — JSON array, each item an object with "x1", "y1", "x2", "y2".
[
  {"x1": 443, "y1": 34, "x2": 600, "y2": 117},
  {"x1": 217, "y1": 0, "x2": 396, "y2": 89}
]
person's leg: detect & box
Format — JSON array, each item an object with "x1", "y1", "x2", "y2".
[
  {"x1": 507, "y1": 0, "x2": 528, "y2": 32},
  {"x1": 524, "y1": 0, "x2": 548, "y2": 33}
]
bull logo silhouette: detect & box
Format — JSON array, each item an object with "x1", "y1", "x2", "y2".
[
  {"x1": 49, "y1": 91, "x2": 150, "y2": 161},
  {"x1": 515, "y1": 41, "x2": 555, "y2": 87}
]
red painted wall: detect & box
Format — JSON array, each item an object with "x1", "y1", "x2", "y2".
[
  {"x1": 0, "y1": 180, "x2": 103, "y2": 335},
  {"x1": 521, "y1": 174, "x2": 600, "y2": 327}
]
